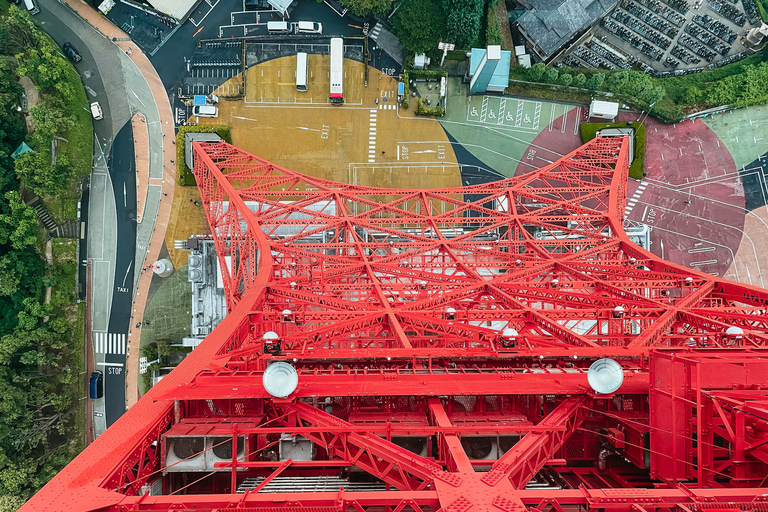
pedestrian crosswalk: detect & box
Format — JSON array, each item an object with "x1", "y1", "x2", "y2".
[
  {"x1": 369, "y1": 109, "x2": 377, "y2": 163},
  {"x1": 378, "y1": 103, "x2": 396, "y2": 110},
  {"x1": 625, "y1": 181, "x2": 649, "y2": 217},
  {"x1": 94, "y1": 332, "x2": 127, "y2": 355},
  {"x1": 369, "y1": 23, "x2": 381, "y2": 40}
]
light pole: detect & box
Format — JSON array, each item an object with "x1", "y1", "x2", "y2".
[
  {"x1": 438, "y1": 42, "x2": 455, "y2": 67},
  {"x1": 638, "y1": 100, "x2": 657, "y2": 125}
]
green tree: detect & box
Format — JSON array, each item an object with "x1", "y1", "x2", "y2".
[
  {"x1": 29, "y1": 99, "x2": 75, "y2": 148},
  {"x1": 528, "y1": 62, "x2": 546, "y2": 81},
  {"x1": 586, "y1": 73, "x2": 605, "y2": 91},
  {"x1": 558, "y1": 73, "x2": 573, "y2": 86},
  {"x1": 0, "y1": 61, "x2": 25, "y2": 196},
  {"x1": 574, "y1": 73, "x2": 587, "y2": 88},
  {"x1": 0, "y1": 494, "x2": 27, "y2": 512},
  {"x1": 0, "y1": 6, "x2": 38, "y2": 54},
  {"x1": 392, "y1": 0, "x2": 446, "y2": 55},
  {"x1": 339, "y1": 0, "x2": 392, "y2": 16},
  {"x1": 543, "y1": 67, "x2": 559, "y2": 83},
  {"x1": 444, "y1": 0, "x2": 484, "y2": 48},
  {"x1": 0, "y1": 255, "x2": 21, "y2": 297},
  {"x1": 0, "y1": 192, "x2": 38, "y2": 250},
  {"x1": 14, "y1": 150, "x2": 71, "y2": 197},
  {"x1": 15, "y1": 45, "x2": 72, "y2": 97}
]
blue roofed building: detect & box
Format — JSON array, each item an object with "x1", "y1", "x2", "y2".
[
  {"x1": 515, "y1": 0, "x2": 618, "y2": 62},
  {"x1": 468, "y1": 45, "x2": 512, "y2": 94}
]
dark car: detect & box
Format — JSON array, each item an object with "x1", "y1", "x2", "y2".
[
  {"x1": 63, "y1": 42, "x2": 82, "y2": 63},
  {"x1": 89, "y1": 371, "x2": 103, "y2": 399},
  {"x1": 244, "y1": 0, "x2": 270, "y2": 10}
]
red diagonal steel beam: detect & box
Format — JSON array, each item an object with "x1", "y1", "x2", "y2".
[{"x1": 489, "y1": 396, "x2": 589, "y2": 489}]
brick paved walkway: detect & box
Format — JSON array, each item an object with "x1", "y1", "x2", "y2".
[{"x1": 60, "y1": 0, "x2": 175, "y2": 409}]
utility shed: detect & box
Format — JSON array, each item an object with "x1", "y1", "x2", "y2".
[
  {"x1": 589, "y1": 100, "x2": 619, "y2": 120},
  {"x1": 185, "y1": 132, "x2": 222, "y2": 170}
]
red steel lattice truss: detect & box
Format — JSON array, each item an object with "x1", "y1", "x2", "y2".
[{"x1": 23, "y1": 137, "x2": 768, "y2": 512}]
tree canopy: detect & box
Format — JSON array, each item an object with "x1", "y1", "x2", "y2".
[
  {"x1": 0, "y1": 6, "x2": 85, "y2": 506},
  {"x1": 443, "y1": 0, "x2": 483, "y2": 48},
  {"x1": 339, "y1": 0, "x2": 392, "y2": 16},
  {"x1": 392, "y1": 0, "x2": 446, "y2": 55}
]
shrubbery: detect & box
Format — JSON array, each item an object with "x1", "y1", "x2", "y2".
[
  {"x1": 518, "y1": 51, "x2": 768, "y2": 122},
  {"x1": 409, "y1": 69, "x2": 448, "y2": 79},
  {"x1": 416, "y1": 97, "x2": 445, "y2": 116},
  {"x1": 339, "y1": 0, "x2": 392, "y2": 16},
  {"x1": 486, "y1": 0, "x2": 502, "y2": 45}
]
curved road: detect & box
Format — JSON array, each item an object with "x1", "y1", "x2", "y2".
[{"x1": 37, "y1": 0, "x2": 136, "y2": 428}]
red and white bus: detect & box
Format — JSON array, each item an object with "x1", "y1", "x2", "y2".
[{"x1": 329, "y1": 38, "x2": 344, "y2": 104}]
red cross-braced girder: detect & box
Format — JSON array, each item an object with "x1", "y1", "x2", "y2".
[{"x1": 21, "y1": 136, "x2": 768, "y2": 512}]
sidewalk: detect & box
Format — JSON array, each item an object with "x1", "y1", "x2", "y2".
[{"x1": 61, "y1": 0, "x2": 176, "y2": 409}]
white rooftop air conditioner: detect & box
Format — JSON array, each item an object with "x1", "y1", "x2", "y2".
[
  {"x1": 165, "y1": 437, "x2": 206, "y2": 473},
  {"x1": 206, "y1": 436, "x2": 247, "y2": 471}
]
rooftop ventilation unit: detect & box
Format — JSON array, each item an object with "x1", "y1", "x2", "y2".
[{"x1": 164, "y1": 436, "x2": 247, "y2": 473}]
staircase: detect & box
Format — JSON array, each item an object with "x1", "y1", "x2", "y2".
[{"x1": 24, "y1": 194, "x2": 79, "y2": 239}]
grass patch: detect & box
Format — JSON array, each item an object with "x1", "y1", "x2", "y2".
[
  {"x1": 0, "y1": 0, "x2": 11, "y2": 14},
  {"x1": 580, "y1": 121, "x2": 646, "y2": 180},
  {"x1": 176, "y1": 125, "x2": 232, "y2": 186}
]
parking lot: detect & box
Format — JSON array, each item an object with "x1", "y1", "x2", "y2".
[
  {"x1": 558, "y1": 0, "x2": 762, "y2": 76},
  {"x1": 244, "y1": 53, "x2": 366, "y2": 104}
]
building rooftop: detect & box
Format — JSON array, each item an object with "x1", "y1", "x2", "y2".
[
  {"x1": 468, "y1": 47, "x2": 512, "y2": 91},
  {"x1": 517, "y1": 0, "x2": 619, "y2": 60}
]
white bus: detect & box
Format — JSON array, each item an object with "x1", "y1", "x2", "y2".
[
  {"x1": 296, "y1": 52, "x2": 308, "y2": 92},
  {"x1": 329, "y1": 38, "x2": 343, "y2": 104}
]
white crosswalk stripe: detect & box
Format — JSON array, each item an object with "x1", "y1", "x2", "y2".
[
  {"x1": 93, "y1": 332, "x2": 127, "y2": 355},
  {"x1": 625, "y1": 182, "x2": 650, "y2": 217}
]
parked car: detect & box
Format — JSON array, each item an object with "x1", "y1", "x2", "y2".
[
  {"x1": 63, "y1": 42, "x2": 82, "y2": 63},
  {"x1": 89, "y1": 371, "x2": 103, "y2": 399},
  {"x1": 244, "y1": 0, "x2": 270, "y2": 10},
  {"x1": 296, "y1": 21, "x2": 322, "y2": 34},
  {"x1": 90, "y1": 102, "x2": 103, "y2": 120}
]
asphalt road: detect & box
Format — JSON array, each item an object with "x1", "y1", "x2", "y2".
[
  {"x1": 37, "y1": 0, "x2": 135, "y2": 427},
  {"x1": 104, "y1": 122, "x2": 137, "y2": 425}
]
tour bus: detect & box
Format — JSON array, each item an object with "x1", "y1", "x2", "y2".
[
  {"x1": 296, "y1": 52, "x2": 308, "y2": 92},
  {"x1": 24, "y1": 0, "x2": 40, "y2": 15},
  {"x1": 329, "y1": 38, "x2": 343, "y2": 104}
]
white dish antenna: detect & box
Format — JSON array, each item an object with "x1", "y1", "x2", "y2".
[
  {"x1": 587, "y1": 358, "x2": 624, "y2": 394},
  {"x1": 263, "y1": 362, "x2": 299, "y2": 398}
]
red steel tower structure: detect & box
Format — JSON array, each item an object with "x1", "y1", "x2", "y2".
[{"x1": 23, "y1": 136, "x2": 768, "y2": 512}]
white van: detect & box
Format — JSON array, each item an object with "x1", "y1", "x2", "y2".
[
  {"x1": 90, "y1": 102, "x2": 103, "y2": 120},
  {"x1": 267, "y1": 21, "x2": 291, "y2": 34},
  {"x1": 296, "y1": 21, "x2": 322, "y2": 34},
  {"x1": 296, "y1": 52, "x2": 308, "y2": 92},
  {"x1": 193, "y1": 105, "x2": 219, "y2": 118},
  {"x1": 24, "y1": 0, "x2": 40, "y2": 15}
]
